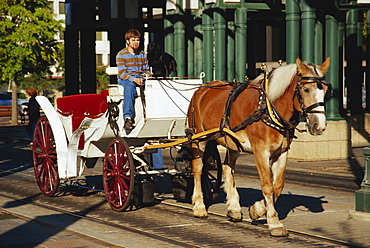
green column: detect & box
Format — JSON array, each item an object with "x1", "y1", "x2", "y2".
[
  {"x1": 325, "y1": 14, "x2": 341, "y2": 120},
  {"x1": 174, "y1": 16, "x2": 186, "y2": 77},
  {"x1": 314, "y1": 17, "x2": 323, "y2": 65},
  {"x1": 80, "y1": 28, "x2": 96, "y2": 94},
  {"x1": 187, "y1": 16, "x2": 194, "y2": 78},
  {"x1": 194, "y1": 15, "x2": 203, "y2": 78},
  {"x1": 346, "y1": 6, "x2": 362, "y2": 115},
  {"x1": 203, "y1": 10, "x2": 213, "y2": 83},
  {"x1": 285, "y1": 0, "x2": 300, "y2": 64},
  {"x1": 301, "y1": 0, "x2": 315, "y2": 63},
  {"x1": 235, "y1": 8, "x2": 247, "y2": 83},
  {"x1": 227, "y1": 20, "x2": 235, "y2": 81},
  {"x1": 65, "y1": 28, "x2": 80, "y2": 95},
  {"x1": 214, "y1": 8, "x2": 226, "y2": 81},
  {"x1": 355, "y1": 147, "x2": 370, "y2": 213},
  {"x1": 366, "y1": 10, "x2": 370, "y2": 113},
  {"x1": 164, "y1": 16, "x2": 174, "y2": 58}
]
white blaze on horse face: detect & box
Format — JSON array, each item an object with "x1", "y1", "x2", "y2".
[{"x1": 306, "y1": 87, "x2": 326, "y2": 135}]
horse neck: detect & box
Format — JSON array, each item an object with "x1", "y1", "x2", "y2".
[{"x1": 273, "y1": 75, "x2": 299, "y2": 120}]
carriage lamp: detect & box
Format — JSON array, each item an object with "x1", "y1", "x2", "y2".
[{"x1": 355, "y1": 146, "x2": 370, "y2": 213}]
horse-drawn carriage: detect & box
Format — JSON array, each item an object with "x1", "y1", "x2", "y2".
[
  {"x1": 32, "y1": 74, "x2": 223, "y2": 211},
  {"x1": 32, "y1": 58, "x2": 331, "y2": 237}
]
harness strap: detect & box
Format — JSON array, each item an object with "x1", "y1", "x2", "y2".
[{"x1": 220, "y1": 81, "x2": 250, "y2": 133}]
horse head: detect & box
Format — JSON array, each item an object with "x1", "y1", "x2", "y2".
[{"x1": 295, "y1": 57, "x2": 331, "y2": 135}]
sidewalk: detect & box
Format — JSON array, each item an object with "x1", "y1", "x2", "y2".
[{"x1": 1, "y1": 121, "x2": 370, "y2": 247}]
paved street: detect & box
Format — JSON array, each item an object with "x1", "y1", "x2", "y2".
[{"x1": 0, "y1": 118, "x2": 370, "y2": 247}]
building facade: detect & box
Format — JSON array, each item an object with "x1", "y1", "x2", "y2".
[{"x1": 63, "y1": 0, "x2": 370, "y2": 159}]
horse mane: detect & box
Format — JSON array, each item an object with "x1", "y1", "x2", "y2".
[
  {"x1": 268, "y1": 64, "x2": 297, "y2": 102},
  {"x1": 249, "y1": 64, "x2": 297, "y2": 102}
]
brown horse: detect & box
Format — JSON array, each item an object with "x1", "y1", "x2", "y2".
[{"x1": 187, "y1": 57, "x2": 331, "y2": 236}]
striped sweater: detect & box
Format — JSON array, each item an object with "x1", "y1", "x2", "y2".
[{"x1": 116, "y1": 47, "x2": 150, "y2": 81}]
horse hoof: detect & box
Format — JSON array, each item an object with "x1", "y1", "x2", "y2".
[
  {"x1": 227, "y1": 211, "x2": 243, "y2": 222},
  {"x1": 248, "y1": 206, "x2": 260, "y2": 221},
  {"x1": 193, "y1": 208, "x2": 208, "y2": 218},
  {"x1": 195, "y1": 215, "x2": 208, "y2": 219},
  {"x1": 269, "y1": 227, "x2": 289, "y2": 237}
]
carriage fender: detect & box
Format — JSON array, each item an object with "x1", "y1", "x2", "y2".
[{"x1": 35, "y1": 96, "x2": 69, "y2": 179}]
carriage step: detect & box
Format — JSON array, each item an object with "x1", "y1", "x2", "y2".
[{"x1": 137, "y1": 169, "x2": 179, "y2": 175}]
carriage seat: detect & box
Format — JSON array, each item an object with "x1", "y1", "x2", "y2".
[{"x1": 56, "y1": 91, "x2": 109, "y2": 149}]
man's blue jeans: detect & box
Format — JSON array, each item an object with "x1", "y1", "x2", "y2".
[{"x1": 118, "y1": 79, "x2": 137, "y2": 119}]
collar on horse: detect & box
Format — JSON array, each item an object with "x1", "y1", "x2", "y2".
[
  {"x1": 219, "y1": 73, "x2": 297, "y2": 137},
  {"x1": 220, "y1": 65, "x2": 332, "y2": 138}
]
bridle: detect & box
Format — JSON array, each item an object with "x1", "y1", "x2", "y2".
[{"x1": 295, "y1": 75, "x2": 333, "y2": 120}]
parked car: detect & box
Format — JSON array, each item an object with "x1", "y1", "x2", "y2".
[{"x1": 0, "y1": 92, "x2": 28, "y2": 111}]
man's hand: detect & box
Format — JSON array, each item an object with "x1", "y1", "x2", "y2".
[{"x1": 133, "y1": 78, "x2": 145, "y2": 86}]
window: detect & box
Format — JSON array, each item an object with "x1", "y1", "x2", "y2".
[
  {"x1": 59, "y1": 2, "x2": 65, "y2": 14},
  {"x1": 96, "y1": 54, "x2": 103, "y2": 65},
  {"x1": 59, "y1": 31, "x2": 64, "y2": 40},
  {"x1": 96, "y1": 31, "x2": 103, "y2": 41}
]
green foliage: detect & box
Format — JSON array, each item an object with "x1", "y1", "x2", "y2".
[
  {"x1": 96, "y1": 64, "x2": 110, "y2": 93},
  {"x1": 0, "y1": 0, "x2": 64, "y2": 82}
]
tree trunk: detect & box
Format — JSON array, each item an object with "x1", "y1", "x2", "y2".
[{"x1": 10, "y1": 79, "x2": 18, "y2": 126}]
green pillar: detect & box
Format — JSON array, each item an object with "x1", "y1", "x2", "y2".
[
  {"x1": 355, "y1": 147, "x2": 370, "y2": 213},
  {"x1": 227, "y1": 20, "x2": 235, "y2": 81},
  {"x1": 366, "y1": 10, "x2": 370, "y2": 113},
  {"x1": 203, "y1": 10, "x2": 213, "y2": 82},
  {"x1": 301, "y1": 0, "x2": 315, "y2": 63},
  {"x1": 174, "y1": 16, "x2": 186, "y2": 77},
  {"x1": 80, "y1": 28, "x2": 96, "y2": 94},
  {"x1": 194, "y1": 15, "x2": 203, "y2": 78},
  {"x1": 286, "y1": 0, "x2": 300, "y2": 64},
  {"x1": 325, "y1": 14, "x2": 341, "y2": 120},
  {"x1": 65, "y1": 28, "x2": 80, "y2": 95},
  {"x1": 314, "y1": 17, "x2": 323, "y2": 65},
  {"x1": 214, "y1": 9, "x2": 226, "y2": 81},
  {"x1": 346, "y1": 6, "x2": 362, "y2": 115},
  {"x1": 235, "y1": 8, "x2": 247, "y2": 83},
  {"x1": 164, "y1": 16, "x2": 174, "y2": 58},
  {"x1": 187, "y1": 16, "x2": 194, "y2": 78}
]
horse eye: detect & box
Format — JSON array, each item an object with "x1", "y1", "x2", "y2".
[{"x1": 303, "y1": 87, "x2": 309, "y2": 93}]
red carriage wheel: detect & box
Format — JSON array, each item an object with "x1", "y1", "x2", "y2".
[
  {"x1": 202, "y1": 140, "x2": 222, "y2": 206},
  {"x1": 103, "y1": 138, "x2": 135, "y2": 211},
  {"x1": 32, "y1": 117, "x2": 60, "y2": 196}
]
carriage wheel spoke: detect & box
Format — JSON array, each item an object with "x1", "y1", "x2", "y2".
[
  {"x1": 103, "y1": 138, "x2": 134, "y2": 211},
  {"x1": 32, "y1": 117, "x2": 60, "y2": 196}
]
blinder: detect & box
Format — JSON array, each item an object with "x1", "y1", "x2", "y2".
[{"x1": 299, "y1": 76, "x2": 333, "y2": 98}]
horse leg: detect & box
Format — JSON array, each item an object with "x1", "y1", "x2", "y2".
[
  {"x1": 249, "y1": 151, "x2": 287, "y2": 220},
  {"x1": 249, "y1": 150, "x2": 288, "y2": 237},
  {"x1": 271, "y1": 150, "x2": 288, "y2": 204},
  {"x1": 223, "y1": 148, "x2": 243, "y2": 221},
  {"x1": 191, "y1": 142, "x2": 207, "y2": 218},
  {"x1": 268, "y1": 151, "x2": 289, "y2": 236}
]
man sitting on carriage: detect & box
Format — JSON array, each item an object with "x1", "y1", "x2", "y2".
[{"x1": 116, "y1": 29, "x2": 150, "y2": 130}]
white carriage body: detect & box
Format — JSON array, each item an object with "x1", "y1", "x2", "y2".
[{"x1": 36, "y1": 78, "x2": 202, "y2": 179}]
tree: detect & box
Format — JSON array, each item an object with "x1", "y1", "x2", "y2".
[
  {"x1": 96, "y1": 64, "x2": 110, "y2": 93},
  {"x1": 0, "y1": 0, "x2": 64, "y2": 125}
]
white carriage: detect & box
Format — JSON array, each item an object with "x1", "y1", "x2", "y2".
[{"x1": 32, "y1": 76, "x2": 222, "y2": 211}]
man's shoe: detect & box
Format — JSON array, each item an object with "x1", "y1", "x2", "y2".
[{"x1": 124, "y1": 117, "x2": 133, "y2": 130}]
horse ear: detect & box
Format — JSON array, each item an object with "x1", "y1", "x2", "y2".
[
  {"x1": 296, "y1": 57, "x2": 309, "y2": 75},
  {"x1": 319, "y1": 57, "x2": 331, "y2": 74}
]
